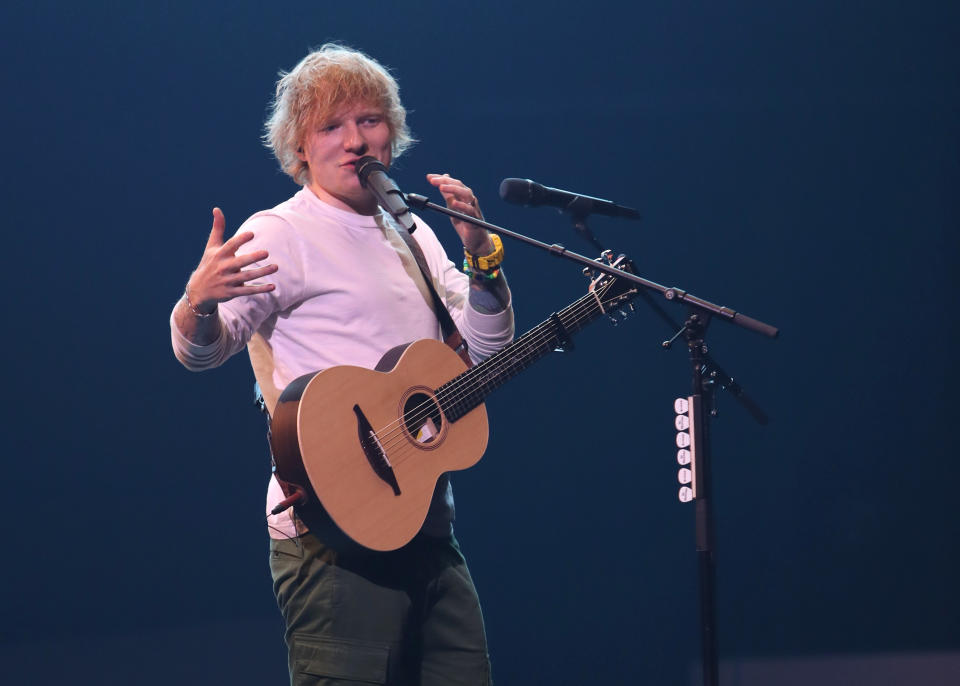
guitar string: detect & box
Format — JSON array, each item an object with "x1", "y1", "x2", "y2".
[
  {"x1": 369, "y1": 291, "x2": 599, "y2": 454},
  {"x1": 350, "y1": 298, "x2": 589, "y2": 463},
  {"x1": 364, "y1": 290, "x2": 610, "y2": 465},
  {"x1": 368, "y1": 288, "x2": 611, "y2": 461},
  {"x1": 415, "y1": 276, "x2": 632, "y2": 432},
  {"x1": 379, "y1": 297, "x2": 605, "y2": 468}
]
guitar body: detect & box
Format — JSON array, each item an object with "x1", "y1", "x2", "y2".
[
  {"x1": 271, "y1": 338, "x2": 489, "y2": 552},
  {"x1": 271, "y1": 253, "x2": 638, "y2": 551}
]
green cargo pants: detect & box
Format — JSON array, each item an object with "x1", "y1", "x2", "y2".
[{"x1": 269, "y1": 531, "x2": 492, "y2": 685}]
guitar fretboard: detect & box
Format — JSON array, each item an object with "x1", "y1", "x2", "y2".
[{"x1": 435, "y1": 290, "x2": 607, "y2": 422}]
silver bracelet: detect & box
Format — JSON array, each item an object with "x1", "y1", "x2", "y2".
[{"x1": 184, "y1": 289, "x2": 217, "y2": 318}]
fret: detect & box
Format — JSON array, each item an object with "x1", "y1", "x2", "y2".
[{"x1": 437, "y1": 291, "x2": 609, "y2": 422}]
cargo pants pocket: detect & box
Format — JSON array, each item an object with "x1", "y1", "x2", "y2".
[{"x1": 290, "y1": 633, "x2": 390, "y2": 685}]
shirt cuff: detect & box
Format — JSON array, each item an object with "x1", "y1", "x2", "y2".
[{"x1": 169, "y1": 308, "x2": 227, "y2": 371}]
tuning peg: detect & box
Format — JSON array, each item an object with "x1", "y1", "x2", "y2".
[
  {"x1": 582, "y1": 266, "x2": 594, "y2": 279},
  {"x1": 600, "y1": 249, "x2": 614, "y2": 263}
]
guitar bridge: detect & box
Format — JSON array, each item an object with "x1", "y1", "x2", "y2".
[{"x1": 353, "y1": 404, "x2": 401, "y2": 496}]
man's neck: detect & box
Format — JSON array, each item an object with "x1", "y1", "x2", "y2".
[{"x1": 306, "y1": 182, "x2": 378, "y2": 215}]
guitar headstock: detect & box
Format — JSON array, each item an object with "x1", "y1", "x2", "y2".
[{"x1": 586, "y1": 250, "x2": 640, "y2": 317}]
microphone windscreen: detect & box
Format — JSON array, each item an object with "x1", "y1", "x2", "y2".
[
  {"x1": 499, "y1": 178, "x2": 538, "y2": 205},
  {"x1": 356, "y1": 156, "x2": 387, "y2": 187}
]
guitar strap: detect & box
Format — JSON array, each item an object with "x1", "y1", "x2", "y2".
[{"x1": 393, "y1": 225, "x2": 474, "y2": 369}]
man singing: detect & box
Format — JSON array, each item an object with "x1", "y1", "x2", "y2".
[{"x1": 170, "y1": 44, "x2": 513, "y2": 685}]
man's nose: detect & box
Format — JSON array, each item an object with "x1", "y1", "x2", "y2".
[{"x1": 343, "y1": 123, "x2": 368, "y2": 154}]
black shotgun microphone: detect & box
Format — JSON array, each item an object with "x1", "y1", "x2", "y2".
[
  {"x1": 499, "y1": 178, "x2": 641, "y2": 220},
  {"x1": 356, "y1": 156, "x2": 416, "y2": 232}
]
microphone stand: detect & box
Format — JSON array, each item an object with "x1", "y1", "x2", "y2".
[
  {"x1": 406, "y1": 193, "x2": 777, "y2": 339},
  {"x1": 406, "y1": 192, "x2": 778, "y2": 686}
]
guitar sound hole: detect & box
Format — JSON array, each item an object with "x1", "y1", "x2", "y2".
[{"x1": 403, "y1": 392, "x2": 443, "y2": 444}]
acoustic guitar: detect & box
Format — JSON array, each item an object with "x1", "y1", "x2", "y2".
[{"x1": 270, "y1": 255, "x2": 638, "y2": 551}]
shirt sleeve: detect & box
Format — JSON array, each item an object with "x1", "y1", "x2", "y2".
[{"x1": 169, "y1": 213, "x2": 304, "y2": 371}]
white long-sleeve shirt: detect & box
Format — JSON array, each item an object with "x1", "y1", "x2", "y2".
[{"x1": 171, "y1": 187, "x2": 514, "y2": 538}]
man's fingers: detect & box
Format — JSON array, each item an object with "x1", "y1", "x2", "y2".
[
  {"x1": 230, "y1": 249, "x2": 271, "y2": 270},
  {"x1": 428, "y1": 174, "x2": 465, "y2": 190},
  {"x1": 206, "y1": 207, "x2": 226, "y2": 248},
  {"x1": 226, "y1": 264, "x2": 279, "y2": 285},
  {"x1": 450, "y1": 199, "x2": 479, "y2": 215},
  {"x1": 230, "y1": 282, "x2": 277, "y2": 297},
  {"x1": 246, "y1": 264, "x2": 279, "y2": 280},
  {"x1": 426, "y1": 173, "x2": 484, "y2": 227},
  {"x1": 439, "y1": 182, "x2": 472, "y2": 198},
  {"x1": 437, "y1": 182, "x2": 479, "y2": 210},
  {"x1": 221, "y1": 230, "x2": 256, "y2": 255},
  {"x1": 427, "y1": 174, "x2": 479, "y2": 207},
  {"x1": 427, "y1": 173, "x2": 469, "y2": 190}
]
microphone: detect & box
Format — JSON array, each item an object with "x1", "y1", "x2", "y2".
[
  {"x1": 499, "y1": 178, "x2": 640, "y2": 220},
  {"x1": 356, "y1": 156, "x2": 416, "y2": 232}
]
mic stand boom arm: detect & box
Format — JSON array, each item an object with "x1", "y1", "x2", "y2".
[{"x1": 405, "y1": 193, "x2": 779, "y2": 339}]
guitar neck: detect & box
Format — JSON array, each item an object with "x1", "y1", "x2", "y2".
[{"x1": 437, "y1": 290, "x2": 607, "y2": 421}]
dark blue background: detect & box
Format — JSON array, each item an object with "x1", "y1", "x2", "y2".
[{"x1": 2, "y1": 1, "x2": 957, "y2": 683}]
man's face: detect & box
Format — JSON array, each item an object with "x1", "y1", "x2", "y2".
[{"x1": 298, "y1": 101, "x2": 393, "y2": 214}]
